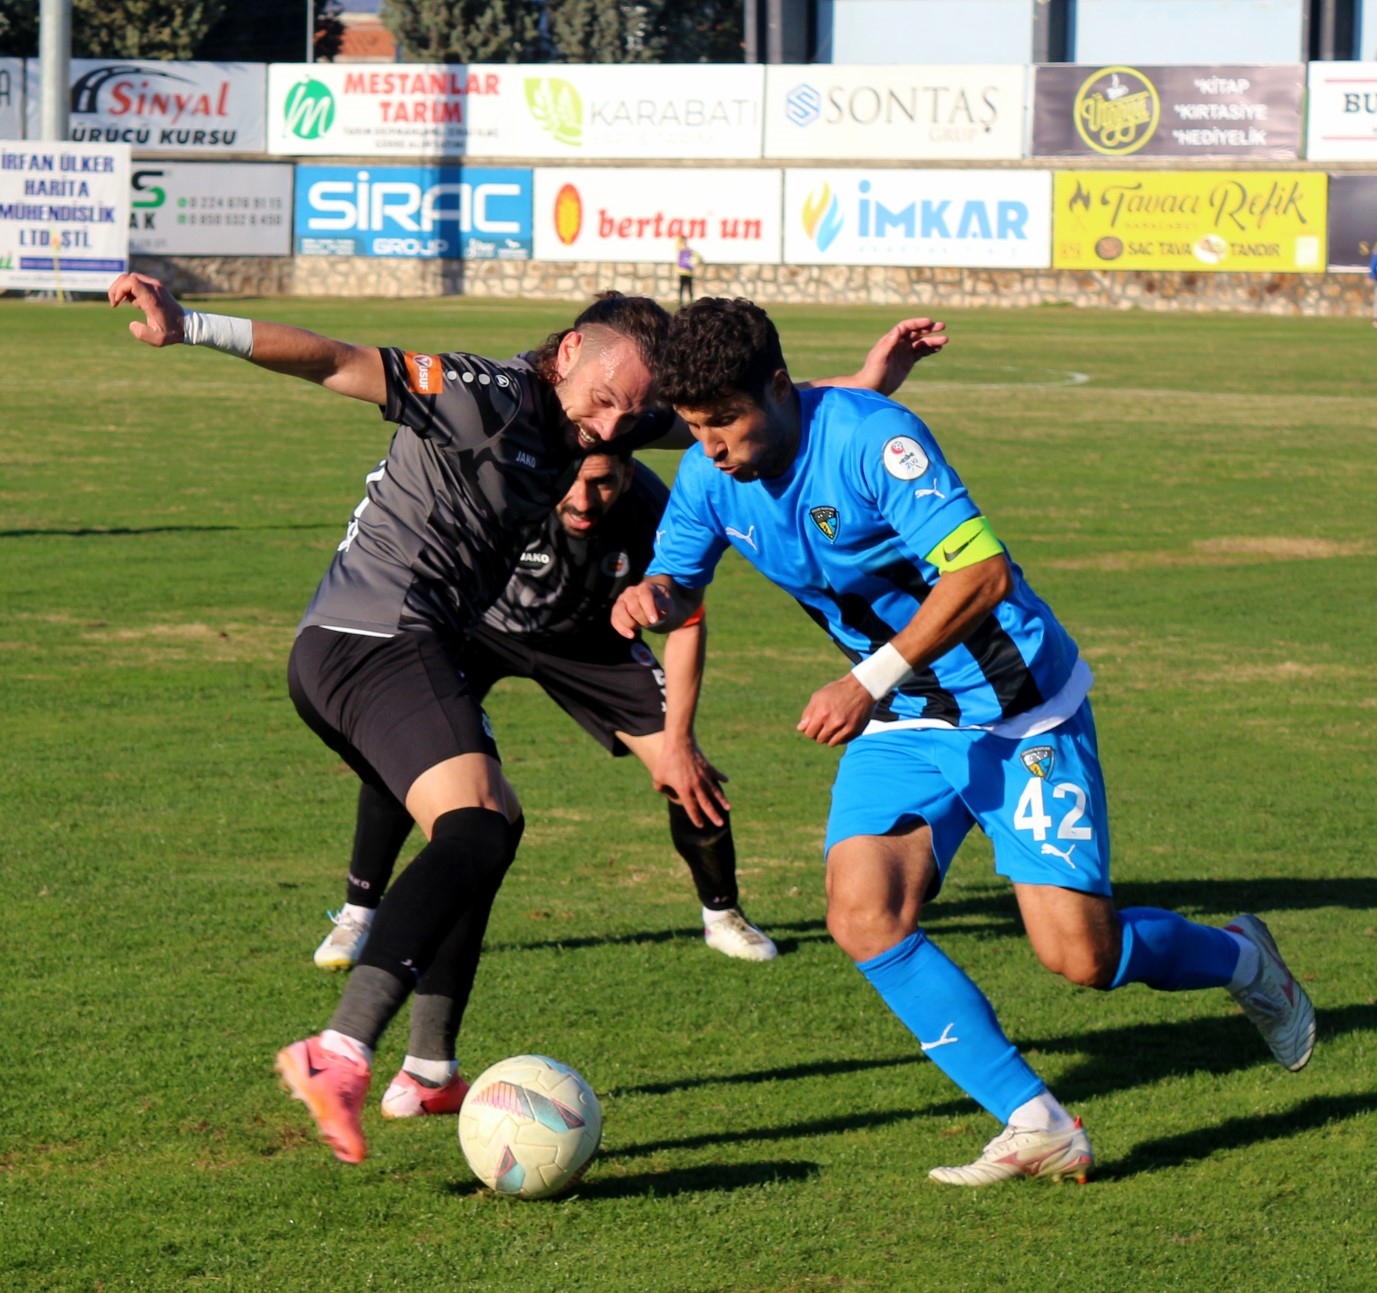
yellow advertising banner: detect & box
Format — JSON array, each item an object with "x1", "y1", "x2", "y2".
[{"x1": 1052, "y1": 171, "x2": 1327, "y2": 272}]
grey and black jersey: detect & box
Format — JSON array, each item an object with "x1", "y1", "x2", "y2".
[{"x1": 480, "y1": 463, "x2": 669, "y2": 653}]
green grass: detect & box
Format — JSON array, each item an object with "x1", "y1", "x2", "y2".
[{"x1": 2, "y1": 294, "x2": 1374, "y2": 1292}]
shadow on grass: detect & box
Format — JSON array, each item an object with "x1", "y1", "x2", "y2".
[
  {"x1": 1023, "y1": 1001, "x2": 1377, "y2": 1105},
  {"x1": 0, "y1": 522, "x2": 331, "y2": 539},
  {"x1": 441, "y1": 1158, "x2": 821, "y2": 1200},
  {"x1": 610, "y1": 1107, "x2": 943, "y2": 1160},
  {"x1": 1098, "y1": 1091, "x2": 1377, "y2": 1181},
  {"x1": 489, "y1": 875, "x2": 1375, "y2": 957},
  {"x1": 608, "y1": 1002, "x2": 1377, "y2": 1118}
]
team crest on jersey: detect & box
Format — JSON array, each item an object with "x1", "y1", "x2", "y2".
[
  {"x1": 809, "y1": 506, "x2": 840, "y2": 542},
  {"x1": 1021, "y1": 746, "x2": 1055, "y2": 779},
  {"x1": 601, "y1": 551, "x2": 631, "y2": 577},
  {"x1": 403, "y1": 352, "x2": 444, "y2": 396},
  {"x1": 882, "y1": 435, "x2": 930, "y2": 481},
  {"x1": 630, "y1": 642, "x2": 656, "y2": 667}
]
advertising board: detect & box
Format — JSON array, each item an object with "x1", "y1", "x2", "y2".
[
  {"x1": 532, "y1": 168, "x2": 780, "y2": 263},
  {"x1": 1052, "y1": 171, "x2": 1326, "y2": 272},
  {"x1": 783, "y1": 169, "x2": 1051, "y2": 268},
  {"x1": 25, "y1": 59, "x2": 265, "y2": 152},
  {"x1": 0, "y1": 58, "x2": 21, "y2": 139},
  {"x1": 1325, "y1": 173, "x2": 1377, "y2": 271},
  {"x1": 1033, "y1": 64, "x2": 1303, "y2": 159},
  {"x1": 763, "y1": 65, "x2": 1026, "y2": 161},
  {"x1": 1305, "y1": 62, "x2": 1377, "y2": 162},
  {"x1": 0, "y1": 140, "x2": 130, "y2": 291},
  {"x1": 129, "y1": 162, "x2": 292, "y2": 256},
  {"x1": 268, "y1": 63, "x2": 764, "y2": 160},
  {"x1": 295, "y1": 164, "x2": 531, "y2": 260}
]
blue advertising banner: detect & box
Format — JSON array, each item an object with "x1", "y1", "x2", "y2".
[{"x1": 294, "y1": 164, "x2": 531, "y2": 259}]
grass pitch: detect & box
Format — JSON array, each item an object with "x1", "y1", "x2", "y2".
[{"x1": 2, "y1": 293, "x2": 1374, "y2": 1292}]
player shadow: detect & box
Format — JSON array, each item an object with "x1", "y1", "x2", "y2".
[
  {"x1": 440, "y1": 1158, "x2": 820, "y2": 1200},
  {"x1": 0, "y1": 522, "x2": 328, "y2": 539},
  {"x1": 616, "y1": 1052, "x2": 919, "y2": 1097},
  {"x1": 1095, "y1": 1091, "x2": 1377, "y2": 1182},
  {"x1": 609, "y1": 1106, "x2": 941, "y2": 1161},
  {"x1": 490, "y1": 872, "x2": 1373, "y2": 957}
]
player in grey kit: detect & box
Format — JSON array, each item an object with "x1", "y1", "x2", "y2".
[
  {"x1": 315, "y1": 447, "x2": 780, "y2": 1030},
  {"x1": 110, "y1": 269, "x2": 949, "y2": 1162}
]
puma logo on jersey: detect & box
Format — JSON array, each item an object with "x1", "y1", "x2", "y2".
[
  {"x1": 920, "y1": 1022, "x2": 959, "y2": 1051},
  {"x1": 1040, "y1": 842, "x2": 1078, "y2": 870},
  {"x1": 913, "y1": 478, "x2": 946, "y2": 500},
  {"x1": 725, "y1": 524, "x2": 758, "y2": 551}
]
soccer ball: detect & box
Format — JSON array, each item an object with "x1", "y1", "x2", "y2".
[{"x1": 458, "y1": 1054, "x2": 602, "y2": 1199}]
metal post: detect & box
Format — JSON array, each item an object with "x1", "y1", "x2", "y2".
[
  {"x1": 306, "y1": 0, "x2": 314, "y2": 63},
  {"x1": 38, "y1": 0, "x2": 72, "y2": 140}
]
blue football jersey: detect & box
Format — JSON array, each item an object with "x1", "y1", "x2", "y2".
[{"x1": 648, "y1": 386, "x2": 1080, "y2": 727}]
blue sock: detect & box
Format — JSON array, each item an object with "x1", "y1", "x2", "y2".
[
  {"x1": 1109, "y1": 907, "x2": 1241, "y2": 991},
  {"x1": 856, "y1": 929, "x2": 1046, "y2": 1123}
]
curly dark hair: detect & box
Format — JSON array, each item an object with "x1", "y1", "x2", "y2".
[
  {"x1": 656, "y1": 297, "x2": 787, "y2": 410},
  {"x1": 532, "y1": 291, "x2": 670, "y2": 384}
]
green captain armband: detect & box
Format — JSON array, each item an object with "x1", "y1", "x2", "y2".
[{"x1": 926, "y1": 516, "x2": 1003, "y2": 574}]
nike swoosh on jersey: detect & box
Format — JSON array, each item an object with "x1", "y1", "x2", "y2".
[{"x1": 942, "y1": 535, "x2": 976, "y2": 563}]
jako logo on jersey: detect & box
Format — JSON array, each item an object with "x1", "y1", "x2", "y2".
[
  {"x1": 554, "y1": 183, "x2": 583, "y2": 245},
  {"x1": 520, "y1": 550, "x2": 552, "y2": 566},
  {"x1": 404, "y1": 353, "x2": 441, "y2": 394},
  {"x1": 516, "y1": 451, "x2": 538, "y2": 468},
  {"x1": 1021, "y1": 746, "x2": 1055, "y2": 779},
  {"x1": 882, "y1": 435, "x2": 930, "y2": 480},
  {"x1": 601, "y1": 551, "x2": 631, "y2": 577},
  {"x1": 809, "y1": 506, "x2": 839, "y2": 542}
]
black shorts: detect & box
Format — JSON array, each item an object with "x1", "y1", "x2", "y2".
[
  {"x1": 465, "y1": 623, "x2": 666, "y2": 756},
  {"x1": 288, "y1": 626, "x2": 500, "y2": 804}
]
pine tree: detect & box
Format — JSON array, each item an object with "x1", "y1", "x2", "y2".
[
  {"x1": 545, "y1": 0, "x2": 743, "y2": 64},
  {"x1": 381, "y1": 0, "x2": 545, "y2": 64},
  {"x1": 0, "y1": 0, "x2": 226, "y2": 59}
]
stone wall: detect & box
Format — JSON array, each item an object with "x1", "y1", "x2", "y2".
[{"x1": 131, "y1": 253, "x2": 1373, "y2": 317}]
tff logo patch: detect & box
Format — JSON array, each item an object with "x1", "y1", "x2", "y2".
[{"x1": 882, "y1": 435, "x2": 930, "y2": 481}]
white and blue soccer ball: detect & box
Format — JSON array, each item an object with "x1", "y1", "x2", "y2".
[{"x1": 458, "y1": 1054, "x2": 602, "y2": 1199}]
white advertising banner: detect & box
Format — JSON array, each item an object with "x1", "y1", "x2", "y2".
[
  {"x1": 129, "y1": 162, "x2": 292, "y2": 255},
  {"x1": 0, "y1": 58, "x2": 22, "y2": 139},
  {"x1": 783, "y1": 169, "x2": 1052, "y2": 268},
  {"x1": 532, "y1": 168, "x2": 781, "y2": 263},
  {"x1": 1305, "y1": 62, "x2": 1377, "y2": 161},
  {"x1": 25, "y1": 59, "x2": 265, "y2": 153},
  {"x1": 267, "y1": 63, "x2": 765, "y2": 160},
  {"x1": 0, "y1": 140, "x2": 130, "y2": 291},
  {"x1": 764, "y1": 65, "x2": 1027, "y2": 161}
]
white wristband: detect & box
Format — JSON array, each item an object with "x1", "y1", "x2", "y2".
[
  {"x1": 182, "y1": 309, "x2": 254, "y2": 357},
  {"x1": 850, "y1": 642, "x2": 912, "y2": 700}
]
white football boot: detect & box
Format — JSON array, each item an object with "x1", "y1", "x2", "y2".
[
  {"x1": 928, "y1": 1118, "x2": 1094, "y2": 1187},
  {"x1": 313, "y1": 907, "x2": 372, "y2": 971},
  {"x1": 703, "y1": 908, "x2": 778, "y2": 962},
  {"x1": 1225, "y1": 913, "x2": 1316, "y2": 1072}
]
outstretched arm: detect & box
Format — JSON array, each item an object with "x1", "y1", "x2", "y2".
[
  {"x1": 796, "y1": 554, "x2": 1012, "y2": 747},
  {"x1": 797, "y1": 316, "x2": 949, "y2": 396},
  {"x1": 108, "y1": 271, "x2": 387, "y2": 405}
]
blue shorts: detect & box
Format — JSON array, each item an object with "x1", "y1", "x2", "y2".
[{"x1": 824, "y1": 701, "x2": 1112, "y2": 897}]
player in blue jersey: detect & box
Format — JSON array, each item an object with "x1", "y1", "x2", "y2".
[{"x1": 612, "y1": 297, "x2": 1316, "y2": 1187}]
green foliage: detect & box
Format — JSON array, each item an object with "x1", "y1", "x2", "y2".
[
  {"x1": 1, "y1": 296, "x2": 1375, "y2": 1292},
  {"x1": 0, "y1": 0, "x2": 224, "y2": 59},
  {"x1": 544, "y1": 0, "x2": 743, "y2": 63},
  {"x1": 381, "y1": 0, "x2": 544, "y2": 63}
]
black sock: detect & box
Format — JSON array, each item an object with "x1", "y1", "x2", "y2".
[
  {"x1": 409, "y1": 814, "x2": 525, "y2": 1060},
  {"x1": 356, "y1": 807, "x2": 511, "y2": 986},
  {"x1": 667, "y1": 800, "x2": 739, "y2": 911},
  {"x1": 347, "y1": 782, "x2": 413, "y2": 908}
]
